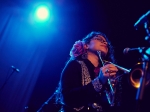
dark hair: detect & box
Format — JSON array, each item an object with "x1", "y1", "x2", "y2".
[{"x1": 82, "y1": 31, "x2": 116, "y2": 63}]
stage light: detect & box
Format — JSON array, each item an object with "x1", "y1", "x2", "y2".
[{"x1": 35, "y1": 5, "x2": 50, "y2": 21}]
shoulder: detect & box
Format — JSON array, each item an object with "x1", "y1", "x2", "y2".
[
  {"x1": 64, "y1": 59, "x2": 81, "y2": 68},
  {"x1": 61, "y1": 59, "x2": 82, "y2": 77},
  {"x1": 62, "y1": 58, "x2": 89, "y2": 71}
]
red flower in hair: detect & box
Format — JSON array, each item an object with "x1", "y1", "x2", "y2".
[{"x1": 70, "y1": 40, "x2": 86, "y2": 58}]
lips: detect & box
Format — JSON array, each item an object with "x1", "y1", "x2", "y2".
[
  {"x1": 100, "y1": 45, "x2": 107, "y2": 48},
  {"x1": 100, "y1": 45, "x2": 108, "y2": 51}
]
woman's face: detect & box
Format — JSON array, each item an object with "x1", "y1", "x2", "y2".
[{"x1": 86, "y1": 35, "x2": 108, "y2": 55}]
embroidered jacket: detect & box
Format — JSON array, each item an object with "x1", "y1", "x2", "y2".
[{"x1": 61, "y1": 58, "x2": 110, "y2": 112}]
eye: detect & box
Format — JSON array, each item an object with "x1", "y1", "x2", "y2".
[{"x1": 95, "y1": 38, "x2": 106, "y2": 43}]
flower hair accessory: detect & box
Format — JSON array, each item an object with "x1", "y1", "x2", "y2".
[{"x1": 70, "y1": 40, "x2": 86, "y2": 58}]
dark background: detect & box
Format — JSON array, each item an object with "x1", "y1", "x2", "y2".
[{"x1": 0, "y1": 0, "x2": 150, "y2": 112}]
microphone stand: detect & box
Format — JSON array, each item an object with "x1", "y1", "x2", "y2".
[
  {"x1": 135, "y1": 59, "x2": 149, "y2": 112},
  {"x1": 0, "y1": 66, "x2": 19, "y2": 92},
  {"x1": 37, "y1": 92, "x2": 56, "y2": 112},
  {"x1": 0, "y1": 70, "x2": 15, "y2": 92},
  {"x1": 135, "y1": 21, "x2": 150, "y2": 112}
]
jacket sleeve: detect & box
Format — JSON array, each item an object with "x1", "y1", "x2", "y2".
[{"x1": 61, "y1": 60, "x2": 102, "y2": 108}]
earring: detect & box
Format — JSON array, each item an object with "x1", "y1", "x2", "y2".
[{"x1": 82, "y1": 51, "x2": 87, "y2": 59}]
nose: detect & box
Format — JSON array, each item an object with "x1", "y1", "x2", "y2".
[{"x1": 103, "y1": 41, "x2": 108, "y2": 45}]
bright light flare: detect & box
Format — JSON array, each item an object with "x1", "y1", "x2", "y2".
[{"x1": 35, "y1": 6, "x2": 50, "y2": 21}]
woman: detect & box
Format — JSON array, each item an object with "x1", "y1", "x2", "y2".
[{"x1": 56, "y1": 31, "x2": 119, "y2": 112}]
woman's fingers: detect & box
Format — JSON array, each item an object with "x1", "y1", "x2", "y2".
[
  {"x1": 99, "y1": 64, "x2": 118, "y2": 85},
  {"x1": 101, "y1": 64, "x2": 118, "y2": 77},
  {"x1": 106, "y1": 64, "x2": 118, "y2": 72}
]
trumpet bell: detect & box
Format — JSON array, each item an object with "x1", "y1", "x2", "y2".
[{"x1": 129, "y1": 62, "x2": 150, "y2": 88}]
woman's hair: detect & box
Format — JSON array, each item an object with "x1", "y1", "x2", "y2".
[
  {"x1": 69, "y1": 31, "x2": 116, "y2": 63},
  {"x1": 82, "y1": 31, "x2": 115, "y2": 63}
]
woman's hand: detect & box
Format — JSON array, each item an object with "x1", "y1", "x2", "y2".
[{"x1": 99, "y1": 64, "x2": 118, "y2": 85}]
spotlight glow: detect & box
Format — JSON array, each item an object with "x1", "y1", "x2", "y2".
[{"x1": 35, "y1": 6, "x2": 50, "y2": 21}]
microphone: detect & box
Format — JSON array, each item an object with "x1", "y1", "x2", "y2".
[
  {"x1": 11, "y1": 66, "x2": 20, "y2": 72},
  {"x1": 123, "y1": 47, "x2": 144, "y2": 54},
  {"x1": 134, "y1": 10, "x2": 150, "y2": 29}
]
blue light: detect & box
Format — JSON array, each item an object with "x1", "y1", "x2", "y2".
[
  {"x1": 36, "y1": 6, "x2": 49, "y2": 20},
  {"x1": 28, "y1": 2, "x2": 56, "y2": 34},
  {"x1": 146, "y1": 47, "x2": 150, "y2": 55},
  {"x1": 34, "y1": 5, "x2": 50, "y2": 22}
]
